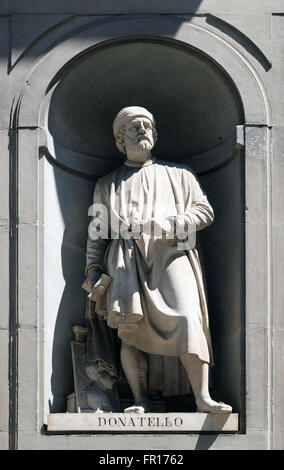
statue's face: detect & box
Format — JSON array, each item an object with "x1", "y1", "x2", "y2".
[{"x1": 124, "y1": 116, "x2": 154, "y2": 154}]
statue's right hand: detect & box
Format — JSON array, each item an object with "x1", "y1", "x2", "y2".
[{"x1": 82, "y1": 269, "x2": 102, "y2": 294}]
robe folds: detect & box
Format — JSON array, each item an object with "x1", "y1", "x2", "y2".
[{"x1": 85, "y1": 158, "x2": 214, "y2": 394}]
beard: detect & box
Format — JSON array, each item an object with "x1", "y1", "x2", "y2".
[
  {"x1": 124, "y1": 131, "x2": 155, "y2": 154},
  {"x1": 134, "y1": 137, "x2": 154, "y2": 152},
  {"x1": 136, "y1": 138, "x2": 154, "y2": 152}
]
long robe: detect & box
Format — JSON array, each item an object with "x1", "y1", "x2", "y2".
[{"x1": 85, "y1": 158, "x2": 214, "y2": 394}]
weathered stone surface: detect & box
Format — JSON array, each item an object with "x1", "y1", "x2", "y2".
[
  {"x1": 18, "y1": 429, "x2": 269, "y2": 450},
  {"x1": 0, "y1": 228, "x2": 9, "y2": 330},
  {"x1": 17, "y1": 329, "x2": 38, "y2": 432},
  {"x1": 0, "y1": 331, "x2": 9, "y2": 435},
  {"x1": 18, "y1": 130, "x2": 39, "y2": 225},
  {"x1": 0, "y1": 74, "x2": 10, "y2": 450},
  {"x1": 0, "y1": 432, "x2": 9, "y2": 451},
  {"x1": 272, "y1": 126, "x2": 284, "y2": 329},
  {"x1": 273, "y1": 331, "x2": 284, "y2": 449},
  {"x1": 47, "y1": 412, "x2": 239, "y2": 432},
  {"x1": 244, "y1": 126, "x2": 270, "y2": 439},
  {"x1": 245, "y1": 126, "x2": 268, "y2": 328},
  {"x1": 246, "y1": 326, "x2": 267, "y2": 432},
  {"x1": 0, "y1": 131, "x2": 9, "y2": 226},
  {"x1": 18, "y1": 224, "x2": 38, "y2": 326}
]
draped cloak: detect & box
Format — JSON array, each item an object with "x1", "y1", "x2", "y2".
[{"x1": 85, "y1": 158, "x2": 214, "y2": 395}]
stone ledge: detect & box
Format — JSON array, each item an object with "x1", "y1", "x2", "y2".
[{"x1": 47, "y1": 413, "x2": 239, "y2": 433}]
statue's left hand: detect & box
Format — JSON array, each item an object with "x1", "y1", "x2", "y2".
[
  {"x1": 82, "y1": 269, "x2": 102, "y2": 294},
  {"x1": 88, "y1": 273, "x2": 112, "y2": 303}
]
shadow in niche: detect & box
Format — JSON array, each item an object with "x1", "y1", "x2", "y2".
[{"x1": 49, "y1": 166, "x2": 95, "y2": 413}]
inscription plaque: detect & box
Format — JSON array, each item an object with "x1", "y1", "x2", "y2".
[{"x1": 47, "y1": 412, "x2": 238, "y2": 432}]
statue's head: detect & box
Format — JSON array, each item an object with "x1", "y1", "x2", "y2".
[{"x1": 113, "y1": 106, "x2": 158, "y2": 155}]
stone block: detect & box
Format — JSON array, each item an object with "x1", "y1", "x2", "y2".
[
  {"x1": 0, "y1": 432, "x2": 9, "y2": 451},
  {"x1": 18, "y1": 129, "x2": 39, "y2": 225},
  {"x1": 0, "y1": 131, "x2": 9, "y2": 225},
  {"x1": 245, "y1": 126, "x2": 268, "y2": 328},
  {"x1": 18, "y1": 328, "x2": 38, "y2": 432},
  {"x1": 272, "y1": 226, "x2": 284, "y2": 330},
  {"x1": 272, "y1": 330, "x2": 284, "y2": 449},
  {"x1": 18, "y1": 224, "x2": 38, "y2": 326},
  {"x1": 246, "y1": 326, "x2": 267, "y2": 432},
  {"x1": 245, "y1": 221, "x2": 267, "y2": 326},
  {"x1": 0, "y1": 228, "x2": 9, "y2": 329},
  {"x1": 0, "y1": 330, "x2": 9, "y2": 433}
]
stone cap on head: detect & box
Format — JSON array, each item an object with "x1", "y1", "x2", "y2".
[{"x1": 112, "y1": 106, "x2": 155, "y2": 137}]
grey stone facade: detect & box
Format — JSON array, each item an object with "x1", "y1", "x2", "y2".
[{"x1": 0, "y1": 0, "x2": 283, "y2": 449}]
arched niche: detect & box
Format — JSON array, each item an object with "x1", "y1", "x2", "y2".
[
  {"x1": 40, "y1": 36, "x2": 245, "y2": 418},
  {"x1": 46, "y1": 38, "x2": 242, "y2": 172}
]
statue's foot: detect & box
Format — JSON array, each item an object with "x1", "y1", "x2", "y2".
[
  {"x1": 124, "y1": 401, "x2": 150, "y2": 413},
  {"x1": 196, "y1": 397, "x2": 232, "y2": 414}
]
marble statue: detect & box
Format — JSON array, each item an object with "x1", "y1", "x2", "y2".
[{"x1": 82, "y1": 106, "x2": 232, "y2": 414}]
